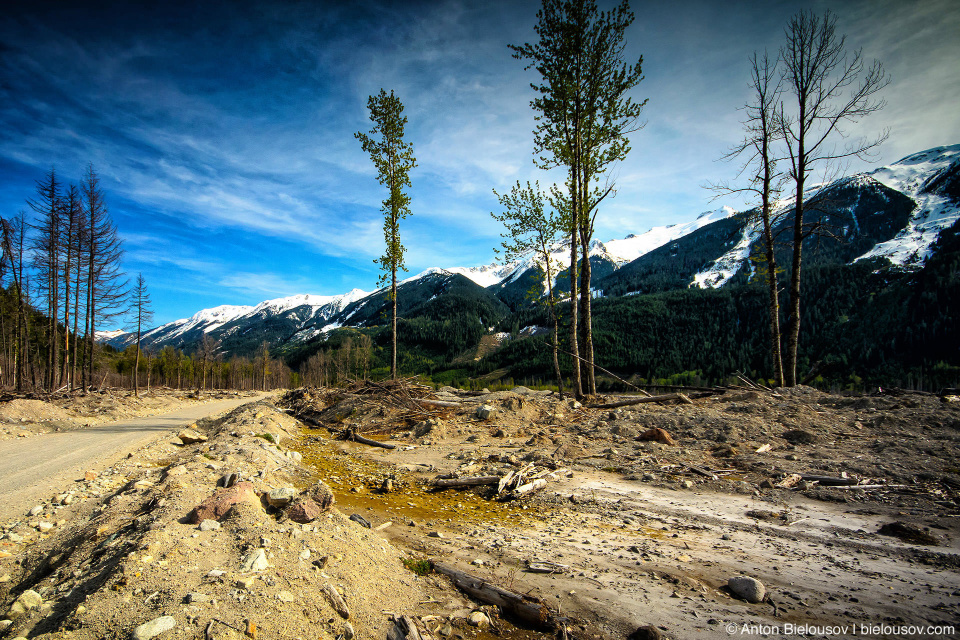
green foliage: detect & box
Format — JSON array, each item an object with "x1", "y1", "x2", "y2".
[
  {"x1": 355, "y1": 89, "x2": 417, "y2": 288},
  {"x1": 401, "y1": 557, "x2": 433, "y2": 576}
]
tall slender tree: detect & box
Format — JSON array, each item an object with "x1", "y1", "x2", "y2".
[
  {"x1": 129, "y1": 273, "x2": 153, "y2": 397},
  {"x1": 27, "y1": 168, "x2": 63, "y2": 389},
  {"x1": 1, "y1": 214, "x2": 30, "y2": 391},
  {"x1": 492, "y1": 180, "x2": 566, "y2": 397},
  {"x1": 511, "y1": 0, "x2": 646, "y2": 397},
  {"x1": 355, "y1": 89, "x2": 417, "y2": 380},
  {"x1": 80, "y1": 164, "x2": 126, "y2": 390},
  {"x1": 711, "y1": 50, "x2": 786, "y2": 387},
  {"x1": 777, "y1": 9, "x2": 888, "y2": 385}
]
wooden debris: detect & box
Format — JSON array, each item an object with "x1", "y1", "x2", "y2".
[
  {"x1": 433, "y1": 476, "x2": 501, "y2": 489},
  {"x1": 775, "y1": 474, "x2": 803, "y2": 488},
  {"x1": 800, "y1": 474, "x2": 857, "y2": 486},
  {"x1": 432, "y1": 562, "x2": 556, "y2": 629},
  {"x1": 321, "y1": 582, "x2": 350, "y2": 619},
  {"x1": 345, "y1": 428, "x2": 397, "y2": 450},
  {"x1": 588, "y1": 393, "x2": 697, "y2": 409},
  {"x1": 755, "y1": 444, "x2": 772, "y2": 453},
  {"x1": 417, "y1": 399, "x2": 461, "y2": 408},
  {"x1": 682, "y1": 463, "x2": 719, "y2": 481},
  {"x1": 526, "y1": 561, "x2": 569, "y2": 574}
]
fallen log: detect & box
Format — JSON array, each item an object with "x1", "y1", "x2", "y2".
[
  {"x1": 320, "y1": 582, "x2": 350, "y2": 619},
  {"x1": 345, "y1": 429, "x2": 396, "y2": 450},
  {"x1": 417, "y1": 399, "x2": 461, "y2": 408},
  {"x1": 682, "y1": 463, "x2": 719, "y2": 481},
  {"x1": 588, "y1": 393, "x2": 695, "y2": 409},
  {"x1": 511, "y1": 478, "x2": 546, "y2": 497},
  {"x1": 433, "y1": 475, "x2": 501, "y2": 489},
  {"x1": 432, "y1": 561, "x2": 556, "y2": 629},
  {"x1": 800, "y1": 474, "x2": 857, "y2": 486}
]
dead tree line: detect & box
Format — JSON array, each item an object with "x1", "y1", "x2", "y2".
[{"x1": 0, "y1": 164, "x2": 126, "y2": 392}]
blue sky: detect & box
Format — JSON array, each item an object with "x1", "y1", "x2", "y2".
[{"x1": 1, "y1": 0, "x2": 958, "y2": 327}]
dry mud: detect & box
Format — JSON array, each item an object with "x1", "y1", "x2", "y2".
[{"x1": 1, "y1": 385, "x2": 959, "y2": 640}]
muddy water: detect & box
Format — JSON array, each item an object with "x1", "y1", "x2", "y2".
[
  {"x1": 292, "y1": 430, "x2": 552, "y2": 640},
  {"x1": 292, "y1": 431, "x2": 534, "y2": 530}
]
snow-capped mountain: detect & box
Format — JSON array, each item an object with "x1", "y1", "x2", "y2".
[{"x1": 103, "y1": 144, "x2": 959, "y2": 356}]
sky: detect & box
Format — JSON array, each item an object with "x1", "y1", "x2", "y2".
[{"x1": 1, "y1": 0, "x2": 958, "y2": 327}]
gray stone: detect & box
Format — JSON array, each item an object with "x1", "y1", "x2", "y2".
[
  {"x1": 342, "y1": 621, "x2": 355, "y2": 640},
  {"x1": 131, "y1": 615, "x2": 176, "y2": 640},
  {"x1": 239, "y1": 548, "x2": 269, "y2": 572},
  {"x1": 5, "y1": 589, "x2": 42, "y2": 620},
  {"x1": 728, "y1": 575, "x2": 766, "y2": 603},
  {"x1": 468, "y1": 611, "x2": 490, "y2": 628},
  {"x1": 476, "y1": 405, "x2": 497, "y2": 420},
  {"x1": 266, "y1": 487, "x2": 298, "y2": 508},
  {"x1": 198, "y1": 519, "x2": 221, "y2": 532}
]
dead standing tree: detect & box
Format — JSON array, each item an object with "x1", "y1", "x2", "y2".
[{"x1": 777, "y1": 9, "x2": 889, "y2": 386}]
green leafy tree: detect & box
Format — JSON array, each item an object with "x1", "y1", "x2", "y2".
[
  {"x1": 355, "y1": 89, "x2": 417, "y2": 379},
  {"x1": 777, "y1": 9, "x2": 888, "y2": 385},
  {"x1": 511, "y1": 0, "x2": 646, "y2": 397},
  {"x1": 492, "y1": 180, "x2": 566, "y2": 397}
]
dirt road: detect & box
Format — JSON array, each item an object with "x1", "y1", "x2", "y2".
[{"x1": 0, "y1": 393, "x2": 269, "y2": 522}]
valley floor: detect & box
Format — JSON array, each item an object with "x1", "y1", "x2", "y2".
[{"x1": 1, "y1": 385, "x2": 958, "y2": 639}]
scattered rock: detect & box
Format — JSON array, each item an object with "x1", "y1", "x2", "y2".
[
  {"x1": 239, "y1": 548, "x2": 269, "y2": 572},
  {"x1": 131, "y1": 616, "x2": 176, "y2": 640},
  {"x1": 637, "y1": 428, "x2": 677, "y2": 446},
  {"x1": 628, "y1": 625, "x2": 662, "y2": 640},
  {"x1": 5, "y1": 589, "x2": 42, "y2": 619},
  {"x1": 235, "y1": 576, "x2": 257, "y2": 590},
  {"x1": 29, "y1": 505, "x2": 44, "y2": 516},
  {"x1": 185, "y1": 592, "x2": 211, "y2": 603},
  {"x1": 680, "y1": 480, "x2": 694, "y2": 489},
  {"x1": 189, "y1": 481, "x2": 262, "y2": 523},
  {"x1": 177, "y1": 428, "x2": 208, "y2": 444},
  {"x1": 728, "y1": 575, "x2": 766, "y2": 603},
  {"x1": 476, "y1": 405, "x2": 497, "y2": 420},
  {"x1": 84, "y1": 470, "x2": 98, "y2": 482},
  {"x1": 781, "y1": 429, "x2": 817, "y2": 445},
  {"x1": 428, "y1": 531, "x2": 444, "y2": 539},
  {"x1": 877, "y1": 521, "x2": 940, "y2": 545},
  {"x1": 468, "y1": 611, "x2": 490, "y2": 628},
  {"x1": 266, "y1": 487, "x2": 298, "y2": 508},
  {"x1": 198, "y1": 519, "x2": 221, "y2": 532}
]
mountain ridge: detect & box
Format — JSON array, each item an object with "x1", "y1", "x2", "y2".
[{"x1": 104, "y1": 143, "x2": 960, "y2": 356}]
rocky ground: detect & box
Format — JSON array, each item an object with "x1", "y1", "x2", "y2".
[
  {"x1": 1, "y1": 383, "x2": 959, "y2": 640},
  {"x1": 0, "y1": 389, "x2": 257, "y2": 441}
]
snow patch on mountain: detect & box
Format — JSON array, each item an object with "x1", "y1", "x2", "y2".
[
  {"x1": 602, "y1": 206, "x2": 738, "y2": 264},
  {"x1": 691, "y1": 223, "x2": 760, "y2": 289},
  {"x1": 855, "y1": 145, "x2": 960, "y2": 265}
]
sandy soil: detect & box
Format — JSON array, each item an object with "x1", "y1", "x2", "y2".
[
  {"x1": 1, "y1": 384, "x2": 958, "y2": 640},
  {"x1": 0, "y1": 389, "x2": 257, "y2": 441}
]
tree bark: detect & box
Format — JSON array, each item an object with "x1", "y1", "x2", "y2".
[{"x1": 431, "y1": 562, "x2": 555, "y2": 629}]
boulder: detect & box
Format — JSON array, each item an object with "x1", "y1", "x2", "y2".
[
  {"x1": 476, "y1": 405, "x2": 497, "y2": 420},
  {"x1": 131, "y1": 616, "x2": 176, "y2": 640},
  {"x1": 239, "y1": 548, "x2": 269, "y2": 572},
  {"x1": 637, "y1": 428, "x2": 677, "y2": 446},
  {"x1": 5, "y1": 589, "x2": 42, "y2": 620},
  {"x1": 189, "y1": 481, "x2": 261, "y2": 524},
  {"x1": 177, "y1": 428, "x2": 207, "y2": 444},
  {"x1": 728, "y1": 575, "x2": 766, "y2": 603},
  {"x1": 266, "y1": 487, "x2": 298, "y2": 508}
]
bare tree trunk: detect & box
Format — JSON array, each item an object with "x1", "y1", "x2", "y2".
[{"x1": 391, "y1": 264, "x2": 398, "y2": 379}]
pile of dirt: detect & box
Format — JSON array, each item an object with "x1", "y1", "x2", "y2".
[
  {"x1": 0, "y1": 389, "x2": 260, "y2": 440},
  {"x1": 0, "y1": 401, "x2": 490, "y2": 640}
]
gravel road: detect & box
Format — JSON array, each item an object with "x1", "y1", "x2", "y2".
[{"x1": 0, "y1": 393, "x2": 268, "y2": 522}]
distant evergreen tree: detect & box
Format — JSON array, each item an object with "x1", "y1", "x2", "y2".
[
  {"x1": 355, "y1": 89, "x2": 416, "y2": 379},
  {"x1": 128, "y1": 273, "x2": 153, "y2": 396}
]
